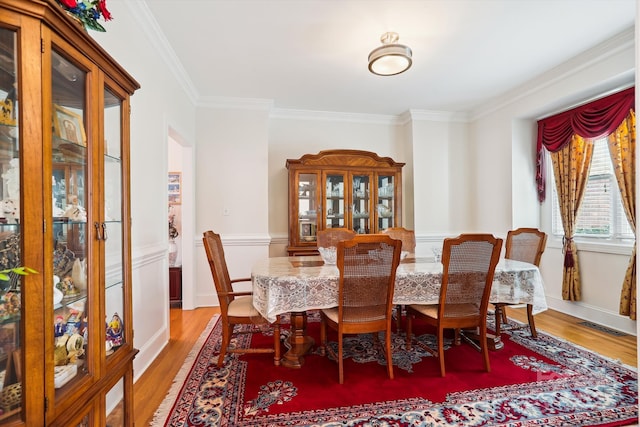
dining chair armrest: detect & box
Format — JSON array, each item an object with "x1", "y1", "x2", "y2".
[
  {"x1": 230, "y1": 277, "x2": 253, "y2": 295},
  {"x1": 216, "y1": 290, "x2": 253, "y2": 297},
  {"x1": 229, "y1": 290, "x2": 253, "y2": 297},
  {"x1": 228, "y1": 277, "x2": 253, "y2": 297}
]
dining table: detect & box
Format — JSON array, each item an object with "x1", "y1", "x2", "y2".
[{"x1": 251, "y1": 255, "x2": 547, "y2": 368}]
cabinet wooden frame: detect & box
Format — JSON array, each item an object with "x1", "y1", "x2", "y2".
[
  {"x1": 286, "y1": 150, "x2": 404, "y2": 256},
  {"x1": 0, "y1": 1, "x2": 140, "y2": 425}
]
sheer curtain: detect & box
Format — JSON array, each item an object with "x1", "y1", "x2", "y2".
[{"x1": 537, "y1": 87, "x2": 635, "y2": 308}]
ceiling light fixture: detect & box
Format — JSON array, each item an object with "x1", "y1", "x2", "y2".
[{"x1": 368, "y1": 32, "x2": 412, "y2": 76}]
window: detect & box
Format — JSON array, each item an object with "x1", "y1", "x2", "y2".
[{"x1": 551, "y1": 138, "x2": 634, "y2": 240}]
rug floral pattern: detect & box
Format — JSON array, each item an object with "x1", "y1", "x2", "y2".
[{"x1": 156, "y1": 314, "x2": 637, "y2": 427}]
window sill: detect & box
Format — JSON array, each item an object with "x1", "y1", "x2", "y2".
[{"x1": 548, "y1": 237, "x2": 635, "y2": 256}]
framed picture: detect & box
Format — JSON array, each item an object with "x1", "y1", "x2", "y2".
[
  {"x1": 168, "y1": 172, "x2": 181, "y2": 205},
  {"x1": 53, "y1": 104, "x2": 86, "y2": 146}
]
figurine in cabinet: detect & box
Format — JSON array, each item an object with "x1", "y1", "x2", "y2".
[
  {"x1": 54, "y1": 316, "x2": 65, "y2": 338},
  {"x1": 0, "y1": 98, "x2": 15, "y2": 126},
  {"x1": 62, "y1": 195, "x2": 86, "y2": 222},
  {"x1": 0, "y1": 199, "x2": 17, "y2": 224},
  {"x1": 65, "y1": 310, "x2": 81, "y2": 336},
  {"x1": 61, "y1": 276, "x2": 79, "y2": 299},
  {"x1": 106, "y1": 313, "x2": 123, "y2": 348},
  {"x1": 1, "y1": 158, "x2": 19, "y2": 200},
  {"x1": 2, "y1": 292, "x2": 18, "y2": 315}
]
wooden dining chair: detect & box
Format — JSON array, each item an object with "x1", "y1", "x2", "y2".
[
  {"x1": 405, "y1": 233, "x2": 502, "y2": 377},
  {"x1": 202, "y1": 230, "x2": 281, "y2": 367},
  {"x1": 493, "y1": 227, "x2": 547, "y2": 338},
  {"x1": 320, "y1": 234, "x2": 402, "y2": 384},
  {"x1": 381, "y1": 227, "x2": 416, "y2": 254},
  {"x1": 382, "y1": 227, "x2": 416, "y2": 330},
  {"x1": 316, "y1": 227, "x2": 357, "y2": 248}
]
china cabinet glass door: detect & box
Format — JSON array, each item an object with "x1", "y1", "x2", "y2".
[
  {"x1": 324, "y1": 172, "x2": 346, "y2": 229},
  {"x1": 51, "y1": 49, "x2": 90, "y2": 399},
  {"x1": 103, "y1": 87, "x2": 125, "y2": 357},
  {"x1": 297, "y1": 172, "x2": 319, "y2": 243},
  {"x1": 0, "y1": 26, "x2": 22, "y2": 424},
  {"x1": 376, "y1": 174, "x2": 395, "y2": 231},
  {"x1": 350, "y1": 173, "x2": 371, "y2": 234}
]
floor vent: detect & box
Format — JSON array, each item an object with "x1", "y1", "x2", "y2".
[{"x1": 578, "y1": 321, "x2": 627, "y2": 336}]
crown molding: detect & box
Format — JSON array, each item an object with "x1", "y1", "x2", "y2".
[
  {"x1": 197, "y1": 96, "x2": 274, "y2": 111},
  {"x1": 270, "y1": 108, "x2": 403, "y2": 125},
  {"x1": 469, "y1": 27, "x2": 635, "y2": 121},
  {"x1": 408, "y1": 109, "x2": 470, "y2": 123},
  {"x1": 132, "y1": 1, "x2": 199, "y2": 105}
]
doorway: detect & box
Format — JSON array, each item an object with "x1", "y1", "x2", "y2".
[{"x1": 167, "y1": 127, "x2": 194, "y2": 309}]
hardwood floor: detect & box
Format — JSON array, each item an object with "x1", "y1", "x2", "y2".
[
  {"x1": 503, "y1": 306, "x2": 637, "y2": 367},
  {"x1": 132, "y1": 306, "x2": 637, "y2": 425},
  {"x1": 133, "y1": 307, "x2": 220, "y2": 426}
]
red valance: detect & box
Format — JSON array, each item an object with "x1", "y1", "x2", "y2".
[{"x1": 536, "y1": 86, "x2": 635, "y2": 202}]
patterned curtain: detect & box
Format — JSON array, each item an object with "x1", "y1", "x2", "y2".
[
  {"x1": 607, "y1": 110, "x2": 636, "y2": 320},
  {"x1": 550, "y1": 135, "x2": 594, "y2": 301},
  {"x1": 537, "y1": 87, "x2": 634, "y2": 202}
]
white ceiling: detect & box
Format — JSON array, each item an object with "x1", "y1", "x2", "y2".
[{"x1": 143, "y1": 0, "x2": 636, "y2": 116}]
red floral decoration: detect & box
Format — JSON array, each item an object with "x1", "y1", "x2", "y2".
[{"x1": 55, "y1": 0, "x2": 113, "y2": 32}]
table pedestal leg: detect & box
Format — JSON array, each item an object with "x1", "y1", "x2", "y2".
[{"x1": 281, "y1": 311, "x2": 315, "y2": 369}]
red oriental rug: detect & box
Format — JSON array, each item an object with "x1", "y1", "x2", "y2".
[{"x1": 152, "y1": 312, "x2": 638, "y2": 426}]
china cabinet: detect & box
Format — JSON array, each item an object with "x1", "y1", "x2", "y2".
[
  {"x1": 0, "y1": 1, "x2": 139, "y2": 426},
  {"x1": 286, "y1": 150, "x2": 404, "y2": 256}
]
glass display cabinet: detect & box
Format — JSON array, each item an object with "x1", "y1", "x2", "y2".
[
  {"x1": 287, "y1": 150, "x2": 404, "y2": 256},
  {"x1": 0, "y1": 1, "x2": 139, "y2": 425}
]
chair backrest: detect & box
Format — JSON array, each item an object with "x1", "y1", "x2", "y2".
[
  {"x1": 505, "y1": 228, "x2": 547, "y2": 266},
  {"x1": 440, "y1": 234, "x2": 503, "y2": 319},
  {"x1": 202, "y1": 230, "x2": 234, "y2": 313},
  {"x1": 336, "y1": 234, "x2": 402, "y2": 324},
  {"x1": 317, "y1": 228, "x2": 357, "y2": 248},
  {"x1": 381, "y1": 227, "x2": 416, "y2": 253}
]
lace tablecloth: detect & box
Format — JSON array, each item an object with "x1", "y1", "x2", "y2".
[{"x1": 252, "y1": 256, "x2": 547, "y2": 323}]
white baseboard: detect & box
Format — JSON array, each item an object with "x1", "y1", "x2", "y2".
[
  {"x1": 132, "y1": 324, "x2": 170, "y2": 383},
  {"x1": 545, "y1": 295, "x2": 637, "y2": 336}
]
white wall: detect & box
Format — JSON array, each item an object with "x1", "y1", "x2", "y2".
[
  {"x1": 91, "y1": 1, "x2": 197, "y2": 378},
  {"x1": 410, "y1": 112, "x2": 471, "y2": 235},
  {"x1": 193, "y1": 105, "x2": 272, "y2": 305},
  {"x1": 469, "y1": 28, "x2": 636, "y2": 334}
]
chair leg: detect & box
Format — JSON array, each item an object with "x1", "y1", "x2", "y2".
[
  {"x1": 218, "y1": 323, "x2": 233, "y2": 368},
  {"x1": 385, "y1": 328, "x2": 394, "y2": 380},
  {"x1": 453, "y1": 328, "x2": 461, "y2": 346},
  {"x1": 501, "y1": 306, "x2": 508, "y2": 323},
  {"x1": 319, "y1": 315, "x2": 327, "y2": 356},
  {"x1": 494, "y1": 304, "x2": 503, "y2": 337},
  {"x1": 526, "y1": 304, "x2": 538, "y2": 338},
  {"x1": 479, "y1": 324, "x2": 491, "y2": 373},
  {"x1": 395, "y1": 305, "x2": 402, "y2": 331},
  {"x1": 405, "y1": 311, "x2": 413, "y2": 350},
  {"x1": 338, "y1": 333, "x2": 344, "y2": 384},
  {"x1": 437, "y1": 327, "x2": 446, "y2": 377},
  {"x1": 273, "y1": 318, "x2": 281, "y2": 366}
]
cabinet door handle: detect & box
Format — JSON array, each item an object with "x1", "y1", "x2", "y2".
[
  {"x1": 94, "y1": 222, "x2": 103, "y2": 240},
  {"x1": 102, "y1": 223, "x2": 108, "y2": 241}
]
